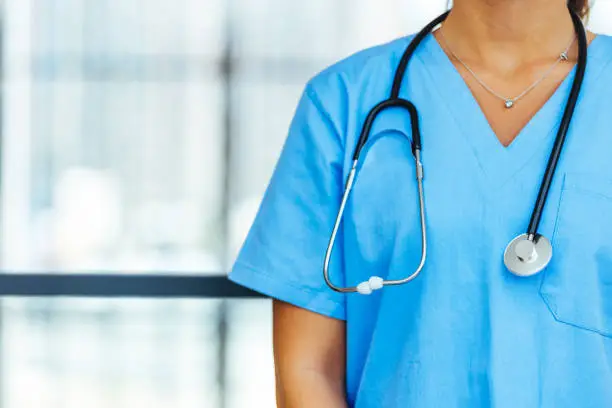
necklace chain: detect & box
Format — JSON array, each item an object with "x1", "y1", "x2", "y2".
[{"x1": 438, "y1": 28, "x2": 576, "y2": 109}]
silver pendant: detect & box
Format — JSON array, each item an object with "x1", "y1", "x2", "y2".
[
  {"x1": 505, "y1": 100, "x2": 514, "y2": 109},
  {"x1": 560, "y1": 52, "x2": 568, "y2": 61}
]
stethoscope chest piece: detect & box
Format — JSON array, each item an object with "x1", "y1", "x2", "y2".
[{"x1": 504, "y1": 234, "x2": 553, "y2": 277}]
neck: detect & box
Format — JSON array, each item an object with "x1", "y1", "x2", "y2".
[{"x1": 443, "y1": 0, "x2": 576, "y2": 66}]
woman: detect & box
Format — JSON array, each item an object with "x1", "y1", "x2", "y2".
[{"x1": 229, "y1": 0, "x2": 611, "y2": 406}]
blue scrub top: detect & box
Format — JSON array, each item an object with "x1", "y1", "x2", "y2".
[{"x1": 229, "y1": 32, "x2": 612, "y2": 408}]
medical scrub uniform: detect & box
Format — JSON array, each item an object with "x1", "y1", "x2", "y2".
[{"x1": 229, "y1": 33, "x2": 612, "y2": 407}]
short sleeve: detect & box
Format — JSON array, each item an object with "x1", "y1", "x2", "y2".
[{"x1": 228, "y1": 81, "x2": 347, "y2": 320}]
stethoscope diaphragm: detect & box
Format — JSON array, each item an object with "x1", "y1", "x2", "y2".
[{"x1": 504, "y1": 234, "x2": 553, "y2": 277}]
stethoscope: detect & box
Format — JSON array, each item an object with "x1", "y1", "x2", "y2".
[{"x1": 323, "y1": 8, "x2": 588, "y2": 295}]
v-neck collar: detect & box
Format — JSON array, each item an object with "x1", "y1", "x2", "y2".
[{"x1": 414, "y1": 33, "x2": 606, "y2": 190}]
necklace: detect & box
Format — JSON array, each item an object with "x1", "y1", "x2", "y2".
[{"x1": 438, "y1": 28, "x2": 575, "y2": 109}]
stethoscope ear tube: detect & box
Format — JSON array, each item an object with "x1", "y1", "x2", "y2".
[
  {"x1": 323, "y1": 148, "x2": 428, "y2": 295},
  {"x1": 323, "y1": 160, "x2": 359, "y2": 294},
  {"x1": 324, "y1": 11, "x2": 449, "y2": 295},
  {"x1": 324, "y1": 98, "x2": 427, "y2": 294}
]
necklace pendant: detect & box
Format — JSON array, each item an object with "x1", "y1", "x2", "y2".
[
  {"x1": 505, "y1": 99, "x2": 515, "y2": 109},
  {"x1": 560, "y1": 52, "x2": 569, "y2": 61}
]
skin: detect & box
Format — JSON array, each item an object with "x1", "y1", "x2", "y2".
[
  {"x1": 435, "y1": 0, "x2": 596, "y2": 146},
  {"x1": 273, "y1": 1, "x2": 594, "y2": 406},
  {"x1": 273, "y1": 301, "x2": 347, "y2": 407}
]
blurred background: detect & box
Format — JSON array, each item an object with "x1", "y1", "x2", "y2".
[{"x1": 0, "y1": 1, "x2": 611, "y2": 407}]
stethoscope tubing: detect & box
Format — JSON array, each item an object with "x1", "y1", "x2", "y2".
[
  {"x1": 526, "y1": 10, "x2": 588, "y2": 238},
  {"x1": 323, "y1": 7, "x2": 587, "y2": 294}
]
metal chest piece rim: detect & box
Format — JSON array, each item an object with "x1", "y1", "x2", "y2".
[{"x1": 504, "y1": 234, "x2": 553, "y2": 277}]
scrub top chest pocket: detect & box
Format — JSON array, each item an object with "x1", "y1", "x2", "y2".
[{"x1": 540, "y1": 173, "x2": 612, "y2": 339}]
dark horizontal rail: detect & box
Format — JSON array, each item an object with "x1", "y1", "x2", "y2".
[{"x1": 0, "y1": 274, "x2": 264, "y2": 298}]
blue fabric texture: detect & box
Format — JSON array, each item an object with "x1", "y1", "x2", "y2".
[{"x1": 229, "y1": 33, "x2": 612, "y2": 407}]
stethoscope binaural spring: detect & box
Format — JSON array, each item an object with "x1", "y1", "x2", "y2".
[{"x1": 323, "y1": 8, "x2": 588, "y2": 295}]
